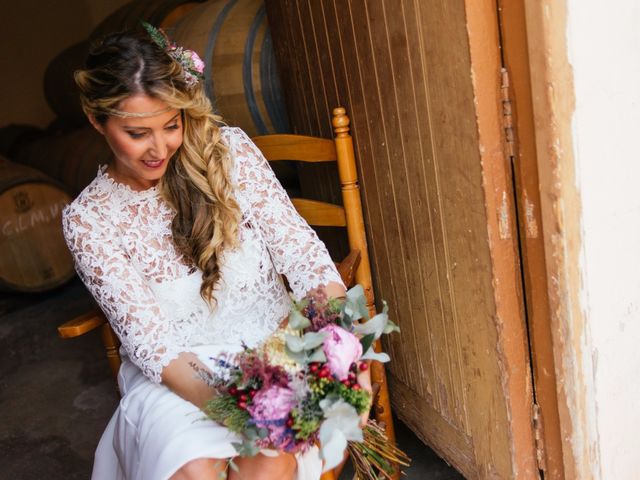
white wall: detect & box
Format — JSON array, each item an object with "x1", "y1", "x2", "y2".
[{"x1": 566, "y1": 1, "x2": 640, "y2": 478}]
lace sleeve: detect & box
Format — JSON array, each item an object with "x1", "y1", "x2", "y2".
[
  {"x1": 62, "y1": 205, "x2": 183, "y2": 383},
  {"x1": 225, "y1": 127, "x2": 345, "y2": 299}
]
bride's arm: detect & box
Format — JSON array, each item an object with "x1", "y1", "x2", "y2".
[
  {"x1": 63, "y1": 206, "x2": 215, "y2": 408},
  {"x1": 228, "y1": 127, "x2": 346, "y2": 301},
  {"x1": 161, "y1": 353, "x2": 217, "y2": 408},
  {"x1": 227, "y1": 129, "x2": 372, "y2": 418}
]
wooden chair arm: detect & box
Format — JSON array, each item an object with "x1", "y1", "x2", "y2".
[
  {"x1": 58, "y1": 308, "x2": 106, "y2": 338},
  {"x1": 337, "y1": 249, "x2": 361, "y2": 287}
]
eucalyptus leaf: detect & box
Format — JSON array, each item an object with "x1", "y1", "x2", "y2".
[
  {"x1": 337, "y1": 314, "x2": 353, "y2": 331},
  {"x1": 382, "y1": 299, "x2": 389, "y2": 315},
  {"x1": 307, "y1": 348, "x2": 327, "y2": 363},
  {"x1": 240, "y1": 439, "x2": 260, "y2": 457},
  {"x1": 288, "y1": 309, "x2": 311, "y2": 330},
  {"x1": 232, "y1": 441, "x2": 259, "y2": 457},
  {"x1": 347, "y1": 285, "x2": 370, "y2": 320},
  {"x1": 285, "y1": 345, "x2": 308, "y2": 364},
  {"x1": 346, "y1": 284, "x2": 365, "y2": 302},
  {"x1": 343, "y1": 285, "x2": 365, "y2": 321},
  {"x1": 360, "y1": 348, "x2": 391, "y2": 363},
  {"x1": 383, "y1": 318, "x2": 401, "y2": 334},
  {"x1": 353, "y1": 312, "x2": 388, "y2": 339},
  {"x1": 302, "y1": 331, "x2": 328, "y2": 350},
  {"x1": 286, "y1": 334, "x2": 305, "y2": 352},
  {"x1": 343, "y1": 303, "x2": 362, "y2": 322}
]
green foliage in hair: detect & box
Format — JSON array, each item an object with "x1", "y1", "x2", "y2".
[{"x1": 140, "y1": 20, "x2": 169, "y2": 50}]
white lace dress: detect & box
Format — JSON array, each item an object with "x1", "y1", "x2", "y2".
[{"x1": 62, "y1": 127, "x2": 344, "y2": 480}]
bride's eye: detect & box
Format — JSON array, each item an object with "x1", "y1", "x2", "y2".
[
  {"x1": 166, "y1": 124, "x2": 180, "y2": 131},
  {"x1": 127, "y1": 131, "x2": 146, "y2": 139}
]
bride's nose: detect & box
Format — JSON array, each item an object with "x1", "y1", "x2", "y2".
[{"x1": 149, "y1": 134, "x2": 168, "y2": 159}]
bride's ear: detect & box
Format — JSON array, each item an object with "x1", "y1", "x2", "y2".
[{"x1": 87, "y1": 114, "x2": 105, "y2": 135}]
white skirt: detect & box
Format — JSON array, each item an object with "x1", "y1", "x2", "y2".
[{"x1": 91, "y1": 345, "x2": 323, "y2": 480}]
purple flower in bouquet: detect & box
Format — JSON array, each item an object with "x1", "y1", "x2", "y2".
[
  {"x1": 248, "y1": 385, "x2": 296, "y2": 448},
  {"x1": 303, "y1": 286, "x2": 341, "y2": 331},
  {"x1": 320, "y1": 324, "x2": 363, "y2": 380}
]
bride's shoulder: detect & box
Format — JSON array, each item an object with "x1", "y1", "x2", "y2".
[
  {"x1": 218, "y1": 125, "x2": 254, "y2": 152},
  {"x1": 62, "y1": 170, "x2": 116, "y2": 231},
  {"x1": 218, "y1": 126, "x2": 261, "y2": 179}
]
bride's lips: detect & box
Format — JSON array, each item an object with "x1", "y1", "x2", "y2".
[{"x1": 142, "y1": 158, "x2": 165, "y2": 169}]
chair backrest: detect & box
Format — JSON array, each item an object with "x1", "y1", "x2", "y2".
[{"x1": 252, "y1": 107, "x2": 375, "y2": 309}]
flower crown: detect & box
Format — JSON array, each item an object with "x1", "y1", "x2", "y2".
[{"x1": 141, "y1": 21, "x2": 205, "y2": 89}]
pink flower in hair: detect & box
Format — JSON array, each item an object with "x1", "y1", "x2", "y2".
[{"x1": 191, "y1": 51, "x2": 205, "y2": 75}]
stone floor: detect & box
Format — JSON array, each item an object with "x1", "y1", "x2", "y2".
[{"x1": 0, "y1": 279, "x2": 464, "y2": 479}]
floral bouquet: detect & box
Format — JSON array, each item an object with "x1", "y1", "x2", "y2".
[{"x1": 198, "y1": 285, "x2": 410, "y2": 478}]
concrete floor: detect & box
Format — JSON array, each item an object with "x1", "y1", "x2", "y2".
[{"x1": 0, "y1": 279, "x2": 464, "y2": 479}]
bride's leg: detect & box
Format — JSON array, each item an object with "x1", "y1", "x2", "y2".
[
  {"x1": 170, "y1": 458, "x2": 228, "y2": 480},
  {"x1": 229, "y1": 452, "x2": 297, "y2": 480}
]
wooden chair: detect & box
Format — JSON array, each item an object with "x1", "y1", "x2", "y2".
[{"x1": 58, "y1": 106, "x2": 398, "y2": 479}]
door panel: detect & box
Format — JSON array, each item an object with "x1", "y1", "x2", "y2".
[{"x1": 265, "y1": 0, "x2": 537, "y2": 477}]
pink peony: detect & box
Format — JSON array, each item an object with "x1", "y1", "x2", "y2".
[
  {"x1": 248, "y1": 385, "x2": 296, "y2": 447},
  {"x1": 320, "y1": 324, "x2": 363, "y2": 380}
]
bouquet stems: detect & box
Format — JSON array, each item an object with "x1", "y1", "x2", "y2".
[{"x1": 347, "y1": 420, "x2": 410, "y2": 479}]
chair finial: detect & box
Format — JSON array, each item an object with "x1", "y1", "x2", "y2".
[{"x1": 332, "y1": 107, "x2": 350, "y2": 137}]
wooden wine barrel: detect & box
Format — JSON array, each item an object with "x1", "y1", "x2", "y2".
[
  {"x1": 171, "y1": 0, "x2": 290, "y2": 136},
  {"x1": 43, "y1": 0, "x2": 203, "y2": 126},
  {"x1": 14, "y1": 128, "x2": 112, "y2": 195},
  {"x1": 43, "y1": 41, "x2": 91, "y2": 127},
  {"x1": 14, "y1": 134, "x2": 69, "y2": 181},
  {"x1": 0, "y1": 158, "x2": 75, "y2": 292},
  {"x1": 0, "y1": 124, "x2": 47, "y2": 158},
  {"x1": 90, "y1": 0, "x2": 204, "y2": 41}
]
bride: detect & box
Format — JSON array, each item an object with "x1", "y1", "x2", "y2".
[{"x1": 62, "y1": 28, "x2": 367, "y2": 480}]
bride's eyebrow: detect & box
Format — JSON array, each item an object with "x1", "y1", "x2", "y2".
[{"x1": 124, "y1": 114, "x2": 181, "y2": 130}]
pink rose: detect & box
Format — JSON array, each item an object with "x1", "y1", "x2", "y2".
[{"x1": 320, "y1": 324, "x2": 363, "y2": 380}]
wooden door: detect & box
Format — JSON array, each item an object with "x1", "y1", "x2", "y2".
[{"x1": 265, "y1": 0, "x2": 544, "y2": 477}]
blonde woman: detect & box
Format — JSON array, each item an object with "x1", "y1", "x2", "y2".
[{"x1": 62, "y1": 29, "x2": 361, "y2": 480}]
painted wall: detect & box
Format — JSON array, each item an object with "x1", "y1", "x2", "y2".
[
  {"x1": 566, "y1": 1, "x2": 640, "y2": 478},
  {"x1": 0, "y1": 1, "x2": 130, "y2": 129}
]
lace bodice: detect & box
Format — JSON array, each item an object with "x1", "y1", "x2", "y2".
[{"x1": 62, "y1": 127, "x2": 344, "y2": 383}]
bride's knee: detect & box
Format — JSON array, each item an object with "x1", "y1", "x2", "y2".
[
  {"x1": 230, "y1": 453, "x2": 296, "y2": 480},
  {"x1": 170, "y1": 458, "x2": 227, "y2": 480}
]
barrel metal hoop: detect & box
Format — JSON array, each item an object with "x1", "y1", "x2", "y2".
[
  {"x1": 204, "y1": 0, "x2": 239, "y2": 107},
  {"x1": 260, "y1": 28, "x2": 290, "y2": 133},
  {"x1": 0, "y1": 173, "x2": 69, "y2": 195}
]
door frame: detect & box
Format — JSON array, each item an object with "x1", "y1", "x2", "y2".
[
  {"x1": 467, "y1": 1, "x2": 573, "y2": 478},
  {"x1": 522, "y1": 1, "x2": 601, "y2": 478},
  {"x1": 496, "y1": 1, "x2": 567, "y2": 478}
]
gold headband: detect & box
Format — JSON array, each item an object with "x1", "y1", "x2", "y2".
[{"x1": 102, "y1": 106, "x2": 174, "y2": 118}]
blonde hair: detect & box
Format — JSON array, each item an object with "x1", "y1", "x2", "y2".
[{"x1": 74, "y1": 31, "x2": 242, "y2": 303}]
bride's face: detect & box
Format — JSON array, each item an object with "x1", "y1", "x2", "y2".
[{"x1": 90, "y1": 94, "x2": 183, "y2": 190}]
